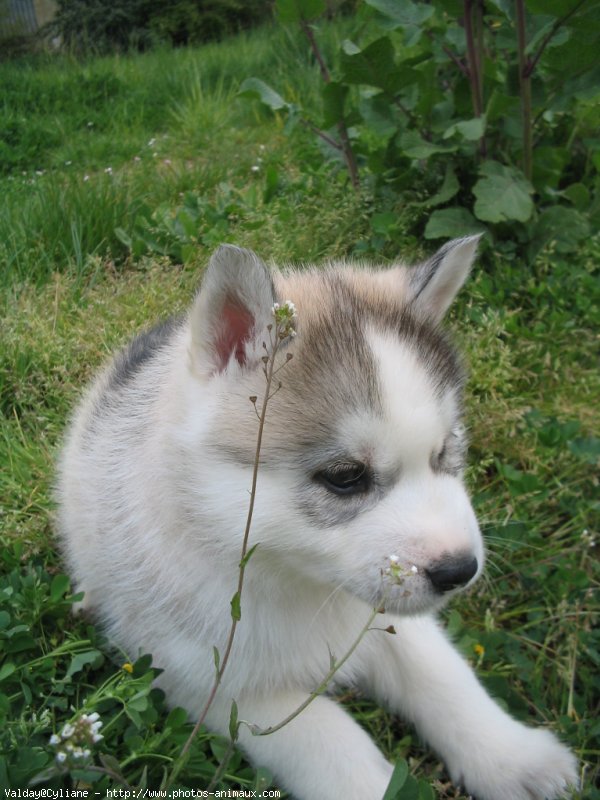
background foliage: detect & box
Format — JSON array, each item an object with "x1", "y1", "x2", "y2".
[
  {"x1": 242, "y1": 0, "x2": 599, "y2": 257},
  {"x1": 44, "y1": 0, "x2": 275, "y2": 52}
]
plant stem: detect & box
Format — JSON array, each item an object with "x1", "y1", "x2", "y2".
[
  {"x1": 301, "y1": 118, "x2": 343, "y2": 151},
  {"x1": 525, "y1": 0, "x2": 587, "y2": 78},
  {"x1": 515, "y1": 0, "x2": 533, "y2": 181},
  {"x1": 206, "y1": 738, "x2": 237, "y2": 792},
  {"x1": 300, "y1": 19, "x2": 360, "y2": 189},
  {"x1": 464, "y1": 0, "x2": 483, "y2": 119},
  {"x1": 425, "y1": 29, "x2": 469, "y2": 77},
  {"x1": 247, "y1": 603, "x2": 383, "y2": 737},
  {"x1": 167, "y1": 324, "x2": 287, "y2": 787},
  {"x1": 474, "y1": 0, "x2": 486, "y2": 156}
]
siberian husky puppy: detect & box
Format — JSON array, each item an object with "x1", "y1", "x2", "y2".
[{"x1": 57, "y1": 238, "x2": 577, "y2": 800}]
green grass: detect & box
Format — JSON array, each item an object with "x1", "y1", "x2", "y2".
[{"x1": 1, "y1": 16, "x2": 599, "y2": 798}]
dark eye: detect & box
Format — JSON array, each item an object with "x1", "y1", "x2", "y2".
[{"x1": 315, "y1": 462, "x2": 370, "y2": 496}]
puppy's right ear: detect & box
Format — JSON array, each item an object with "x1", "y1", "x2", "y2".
[
  {"x1": 190, "y1": 244, "x2": 276, "y2": 378},
  {"x1": 409, "y1": 235, "x2": 481, "y2": 324}
]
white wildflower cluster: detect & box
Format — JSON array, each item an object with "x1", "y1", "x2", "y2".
[
  {"x1": 49, "y1": 711, "x2": 103, "y2": 767},
  {"x1": 384, "y1": 554, "x2": 419, "y2": 585},
  {"x1": 272, "y1": 301, "x2": 297, "y2": 339},
  {"x1": 251, "y1": 146, "x2": 266, "y2": 173},
  {"x1": 581, "y1": 529, "x2": 596, "y2": 548}
]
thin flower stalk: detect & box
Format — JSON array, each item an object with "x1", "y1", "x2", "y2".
[{"x1": 168, "y1": 301, "x2": 297, "y2": 786}]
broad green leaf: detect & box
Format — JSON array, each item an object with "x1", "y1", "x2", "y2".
[
  {"x1": 166, "y1": 706, "x2": 189, "y2": 730},
  {"x1": 50, "y1": 573, "x2": 70, "y2": 603},
  {"x1": 254, "y1": 767, "x2": 274, "y2": 791},
  {"x1": 473, "y1": 161, "x2": 534, "y2": 223},
  {"x1": 443, "y1": 116, "x2": 486, "y2": 141},
  {"x1": 359, "y1": 93, "x2": 398, "y2": 137},
  {"x1": 321, "y1": 82, "x2": 349, "y2": 128},
  {"x1": 276, "y1": 0, "x2": 325, "y2": 24},
  {"x1": 382, "y1": 759, "x2": 409, "y2": 800},
  {"x1": 238, "y1": 78, "x2": 289, "y2": 112},
  {"x1": 541, "y1": 6, "x2": 600, "y2": 79},
  {"x1": 398, "y1": 130, "x2": 456, "y2": 159},
  {"x1": 417, "y1": 779, "x2": 436, "y2": 800},
  {"x1": 0, "y1": 662, "x2": 16, "y2": 683},
  {"x1": 532, "y1": 146, "x2": 569, "y2": 191},
  {"x1": 485, "y1": 90, "x2": 519, "y2": 125},
  {"x1": 563, "y1": 182, "x2": 590, "y2": 211},
  {"x1": 417, "y1": 165, "x2": 459, "y2": 207},
  {"x1": 485, "y1": 0, "x2": 511, "y2": 16},
  {"x1": 526, "y1": 18, "x2": 569, "y2": 57},
  {"x1": 340, "y1": 37, "x2": 412, "y2": 94},
  {"x1": 365, "y1": 0, "x2": 434, "y2": 45},
  {"x1": 65, "y1": 649, "x2": 104, "y2": 679},
  {"x1": 424, "y1": 208, "x2": 485, "y2": 240},
  {"x1": 128, "y1": 691, "x2": 150, "y2": 712}
]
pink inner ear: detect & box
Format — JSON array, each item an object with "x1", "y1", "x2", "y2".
[{"x1": 215, "y1": 297, "x2": 255, "y2": 371}]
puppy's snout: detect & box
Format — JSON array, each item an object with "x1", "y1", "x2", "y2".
[{"x1": 426, "y1": 555, "x2": 478, "y2": 593}]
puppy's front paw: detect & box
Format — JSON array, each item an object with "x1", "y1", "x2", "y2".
[{"x1": 450, "y1": 724, "x2": 578, "y2": 800}]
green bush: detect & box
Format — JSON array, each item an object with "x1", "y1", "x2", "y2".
[
  {"x1": 241, "y1": 0, "x2": 600, "y2": 257},
  {"x1": 45, "y1": 0, "x2": 274, "y2": 53}
]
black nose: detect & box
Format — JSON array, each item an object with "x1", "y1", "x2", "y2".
[{"x1": 426, "y1": 556, "x2": 478, "y2": 593}]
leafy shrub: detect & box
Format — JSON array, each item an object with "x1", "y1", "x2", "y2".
[
  {"x1": 241, "y1": 0, "x2": 600, "y2": 255},
  {"x1": 45, "y1": 0, "x2": 274, "y2": 53}
]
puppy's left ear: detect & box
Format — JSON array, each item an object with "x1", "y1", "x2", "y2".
[
  {"x1": 190, "y1": 244, "x2": 276, "y2": 378},
  {"x1": 409, "y1": 235, "x2": 481, "y2": 323}
]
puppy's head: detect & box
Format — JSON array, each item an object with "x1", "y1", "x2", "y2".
[{"x1": 188, "y1": 238, "x2": 483, "y2": 615}]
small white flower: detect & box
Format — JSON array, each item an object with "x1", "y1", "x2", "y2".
[
  {"x1": 65, "y1": 160, "x2": 72, "y2": 166},
  {"x1": 87, "y1": 121, "x2": 94, "y2": 127},
  {"x1": 83, "y1": 175, "x2": 90, "y2": 182},
  {"x1": 148, "y1": 137, "x2": 156, "y2": 146},
  {"x1": 87, "y1": 711, "x2": 100, "y2": 722},
  {"x1": 92, "y1": 732, "x2": 104, "y2": 743},
  {"x1": 49, "y1": 734, "x2": 60, "y2": 746},
  {"x1": 56, "y1": 751, "x2": 67, "y2": 764},
  {"x1": 61, "y1": 723, "x2": 75, "y2": 739},
  {"x1": 104, "y1": 166, "x2": 113, "y2": 175},
  {"x1": 134, "y1": 155, "x2": 141, "y2": 162},
  {"x1": 251, "y1": 165, "x2": 260, "y2": 173},
  {"x1": 389, "y1": 555, "x2": 399, "y2": 564},
  {"x1": 35, "y1": 170, "x2": 44, "y2": 176}
]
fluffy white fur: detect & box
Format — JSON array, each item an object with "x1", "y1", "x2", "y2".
[{"x1": 57, "y1": 238, "x2": 578, "y2": 800}]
